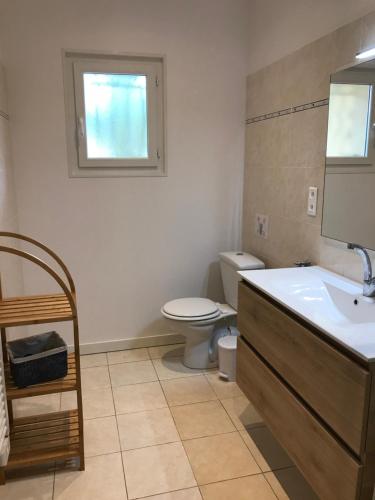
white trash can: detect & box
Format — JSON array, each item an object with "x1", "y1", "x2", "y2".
[{"x1": 218, "y1": 335, "x2": 237, "y2": 381}]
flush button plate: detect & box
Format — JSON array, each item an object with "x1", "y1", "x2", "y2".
[{"x1": 255, "y1": 213, "x2": 269, "y2": 239}]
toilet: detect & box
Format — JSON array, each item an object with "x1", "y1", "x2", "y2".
[{"x1": 161, "y1": 252, "x2": 265, "y2": 369}]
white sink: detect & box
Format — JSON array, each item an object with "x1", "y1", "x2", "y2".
[{"x1": 238, "y1": 266, "x2": 375, "y2": 361}]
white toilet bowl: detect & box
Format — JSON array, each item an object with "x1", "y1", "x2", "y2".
[
  {"x1": 161, "y1": 252, "x2": 265, "y2": 369},
  {"x1": 161, "y1": 298, "x2": 236, "y2": 369}
]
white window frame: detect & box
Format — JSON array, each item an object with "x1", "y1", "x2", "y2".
[{"x1": 63, "y1": 50, "x2": 166, "y2": 177}]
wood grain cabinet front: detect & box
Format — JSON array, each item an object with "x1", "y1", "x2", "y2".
[{"x1": 237, "y1": 281, "x2": 375, "y2": 500}]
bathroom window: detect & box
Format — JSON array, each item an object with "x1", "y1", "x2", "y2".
[{"x1": 63, "y1": 51, "x2": 166, "y2": 177}]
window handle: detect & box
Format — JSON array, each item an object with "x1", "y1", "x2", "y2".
[{"x1": 77, "y1": 116, "x2": 85, "y2": 138}]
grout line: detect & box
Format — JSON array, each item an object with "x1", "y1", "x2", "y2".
[
  {"x1": 109, "y1": 367, "x2": 129, "y2": 500},
  {"x1": 158, "y1": 377, "x2": 200, "y2": 491},
  {"x1": 264, "y1": 469, "x2": 283, "y2": 499},
  {"x1": 133, "y1": 486, "x2": 201, "y2": 500}
]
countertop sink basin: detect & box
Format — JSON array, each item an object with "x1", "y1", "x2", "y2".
[{"x1": 238, "y1": 266, "x2": 375, "y2": 361}]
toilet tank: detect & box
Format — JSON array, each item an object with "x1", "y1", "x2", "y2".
[{"x1": 219, "y1": 252, "x2": 265, "y2": 310}]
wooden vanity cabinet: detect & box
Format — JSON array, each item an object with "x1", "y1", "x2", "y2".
[{"x1": 237, "y1": 281, "x2": 375, "y2": 500}]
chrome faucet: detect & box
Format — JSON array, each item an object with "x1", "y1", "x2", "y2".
[{"x1": 347, "y1": 243, "x2": 375, "y2": 297}]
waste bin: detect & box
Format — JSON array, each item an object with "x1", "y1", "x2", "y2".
[{"x1": 218, "y1": 335, "x2": 237, "y2": 381}]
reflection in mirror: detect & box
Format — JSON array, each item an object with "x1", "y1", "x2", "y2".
[{"x1": 322, "y1": 57, "x2": 375, "y2": 251}]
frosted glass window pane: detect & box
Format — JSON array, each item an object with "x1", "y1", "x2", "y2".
[
  {"x1": 326, "y1": 83, "x2": 372, "y2": 158},
  {"x1": 83, "y1": 73, "x2": 148, "y2": 159}
]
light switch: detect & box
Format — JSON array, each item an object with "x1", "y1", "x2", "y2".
[
  {"x1": 307, "y1": 186, "x2": 318, "y2": 217},
  {"x1": 255, "y1": 214, "x2": 269, "y2": 239}
]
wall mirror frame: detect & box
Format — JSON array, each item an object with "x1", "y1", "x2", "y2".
[{"x1": 322, "y1": 55, "x2": 375, "y2": 251}]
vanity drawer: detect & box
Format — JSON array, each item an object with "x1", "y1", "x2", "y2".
[
  {"x1": 238, "y1": 282, "x2": 370, "y2": 456},
  {"x1": 237, "y1": 337, "x2": 362, "y2": 500}
]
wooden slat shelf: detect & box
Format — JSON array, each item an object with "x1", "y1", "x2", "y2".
[
  {"x1": 0, "y1": 293, "x2": 74, "y2": 327},
  {"x1": 0, "y1": 232, "x2": 84, "y2": 484},
  {"x1": 6, "y1": 410, "x2": 81, "y2": 470},
  {"x1": 4, "y1": 353, "x2": 77, "y2": 399}
]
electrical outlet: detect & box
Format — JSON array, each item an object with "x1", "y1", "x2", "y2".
[
  {"x1": 307, "y1": 186, "x2": 318, "y2": 217},
  {"x1": 255, "y1": 214, "x2": 269, "y2": 239}
]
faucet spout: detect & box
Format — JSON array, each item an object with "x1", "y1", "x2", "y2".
[{"x1": 347, "y1": 243, "x2": 375, "y2": 297}]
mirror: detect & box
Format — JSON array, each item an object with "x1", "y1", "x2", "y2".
[{"x1": 322, "y1": 58, "x2": 375, "y2": 250}]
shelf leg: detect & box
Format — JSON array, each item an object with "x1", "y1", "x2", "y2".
[
  {"x1": 7, "y1": 400, "x2": 13, "y2": 427},
  {"x1": 73, "y1": 318, "x2": 85, "y2": 471}
]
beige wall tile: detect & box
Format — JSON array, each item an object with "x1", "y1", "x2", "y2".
[
  {"x1": 183, "y1": 432, "x2": 260, "y2": 485},
  {"x1": 54, "y1": 453, "x2": 127, "y2": 500},
  {"x1": 361, "y1": 11, "x2": 375, "y2": 54},
  {"x1": 200, "y1": 475, "x2": 277, "y2": 500},
  {"x1": 170, "y1": 400, "x2": 235, "y2": 439},
  {"x1": 117, "y1": 407, "x2": 180, "y2": 450},
  {"x1": 280, "y1": 34, "x2": 334, "y2": 106},
  {"x1": 243, "y1": 14, "x2": 375, "y2": 274},
  {"x1": 123, "y1": 442, "x2": 196, "y2": 499}
]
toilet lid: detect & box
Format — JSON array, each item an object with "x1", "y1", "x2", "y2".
[{"x1": 162, "y1": 298, "x2": 220, "y2": 320}]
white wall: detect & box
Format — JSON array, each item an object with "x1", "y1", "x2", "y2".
[
  {"x1": 0, "y1": 0, "x2": 250, "y2": 349},
  {"x1": 246, "y1": 0, "x2": 375, "y2": 73},
  {"x1": 0, "y1": 51, "x2": 23, "y2": 300}
]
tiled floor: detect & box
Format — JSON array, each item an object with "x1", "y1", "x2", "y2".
[{"x1": 5, "y1": 344, "x2": 320, "y2": 500}]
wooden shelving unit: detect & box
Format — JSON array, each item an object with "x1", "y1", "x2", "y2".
[{"x1": 0, "y1": 232, "x2": 84, "y2": 484}]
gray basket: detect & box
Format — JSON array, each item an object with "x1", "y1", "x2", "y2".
[{"x1": 7, "y1": 331, "x2": 68, "y2": 388}]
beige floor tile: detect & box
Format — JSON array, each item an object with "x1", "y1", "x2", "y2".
[
  {"x1": 113, "y1": 381, "x2": 167, "y2": 414},
  {"x1": 54, "y1": 453, "x2": 127, "y2": 500},
  {"x1": 171, "y1": 400, "x2": 235, "y2": 439},
  {"x1": 82, "y1": 387, "x2": 115, "y2": 419},
  {"x1": 148, "y1": 344, "x2": 185, "y2": 359},
  {"x1": 107, "y1": 348, "x2": 150, "y2": 364},
  {"x1": 84, "y1": 416, "x2": 120, "y2": 457},
  {"x1": 60, "y1": 390, "x2": 77, "y2": 411},
  {"x1": 0, "y1": 473, "x2": 54, "y2": 500},
  {"x1": 162, "y1": 375, "x2": 217, "y2": 406},
  {"x1": 265, "y1": 467, "x2": 319, "y2": 500},
  {"x1": 81, "y1": 365, "x2": 111, "y2": 390},
  {"x1": 80, "y1": 353, "x2": 108, "y2": 368},
  {"x1": 109, "y1": 360, "x2": 158, "y2": 387},
  {"x1": 117, "y1": 407, "x2": 180, "y2": 450},
  {"x1": 221, "y1": 396, "x2": 263, "y2": 430},
  {"x1": 205, "y1": 373, "x2": 244, "y2": 399},
  {"x1": 153, "y1": 357, "x2": 208, "y2": 380},
  {"x1": 123, "y1": 442, "x2": 196, "y2": 499},
  {"x1": 139, "y1": 488, "x2": 202, "y2": 499},
  {"x1": 200, "y1": 475, "x2": 277, "y2": 500},
  {"x1": 13, "y1": 393, "x2": 61, "y2": 418},
  {"x1": 240, "y1": 427, "x2": 293, "y2": 472},
  {"x1": 183, "y1": 432, "x2": 261, "y2": 485}
]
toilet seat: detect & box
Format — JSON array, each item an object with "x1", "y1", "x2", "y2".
[{"x1": 162, "y1": 298, "x2": 221, "y2": 322}]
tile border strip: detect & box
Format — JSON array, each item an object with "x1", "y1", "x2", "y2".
[
  {"x1": 0, "y1": 110, "x2": 9, "y2": 120},
  {"x1": 246, "y1": 98, "x2": 329, "y2": 125}
]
